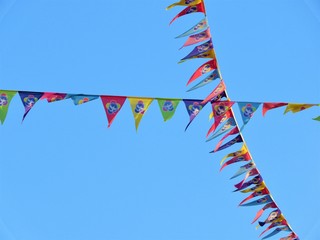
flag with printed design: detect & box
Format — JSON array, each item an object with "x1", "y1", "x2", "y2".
[
  {"x1": 259, "y1": 218, "x2": 288, "y2": 237},
  {"x1": 128, "y1": 97, "x2": 153, "y2": 130},
  {"x1": 0, "y1": 90, "x2": 16, "y2": 124},
  {"x1": 41, "y1": 92, "x2": 67, "y2": 103},
  {"x1": 179, "y1": 49, "x2": 216, "y2": 63},
  {"x1": 211, "y1": 134, "x2": 243, "y2": 153},
  {"x1": 179, "y1": 39, "x2": 213, "y2": 62},
  {"x1": 187, "y1": 59, "x2": 217, "y2": 85},
  {"x1": 169, "y1": 2, "x2": 206, "y2": 25},
  {"x1": 219, "y1": 152, "x2": 251, "y2": 171},
  {"x1": 68, "y1": 94, "x2": 99, "y2": 105},
  {"x1": 175, "y1": 17, "x2": 208, "y2": 38},
  {"x1": 213, "y1": 126, "x2": 239, "y2": 152},
  {"x1": 233, "y1": 175, "x2": 263, "y2": 192},
  {"x1": 240, "y1": 195, "x2": 273, "y2": 207},
  {"x1": 230, "y1": 161, "x2": 255, "y2": 179},
  {"x1": 238, "y1": 102, "x2": 261, "y2": 127},
  {"x1": 220, "y1": 144, "x2": 248, "y2": 166},
  {"x1": 258, "y1": 209, "x2": 282, "y2": 227},
  {"x1": 234, "y1": 168, "x2": 260, "y2": 190},
  {"x1": 201, "y1": 80, "x2": 226, "y2": 105},
  {"x1": 280, "y1": 233, "x2": 299, "y2": 240},
  {"x1": 19, "y1": 91, "x2": 44, "y2": 122},
  {"x1": 187, "y1": 69, "x2": 221, "y2": 92},
  {"x1": 262, "y1": 102, "x2": 288, "y2": 116},
  {"x1": 166, "y1": 0, "x2": 202, "y2": 10},
  {"x1": 183, "y1": 99, "x2": 206, "y2": 130},
  {"x1": 101, "y1": 96, "x2": 127, "y2": 127},
  {"x1": 284, "y1": 103, "x2": 317, "y2": 114},
  {"x1": 251, "y1": 202, "x2": 278, "y2": 224},
  {"x1": 180, "y1": 28, "x2": 211, "y2": 49},
  {"x1": 261, "y1": 226, "x2": 291, "y2": 240},
  {"x1": 239, "y1": 187, "x2": 269, "y2": 206},
  {"x1": 206, "y1": 117, "x2": 235, "y2": 142},
  {"x1": 158, "y1": 99, "x2": 180, "y2": 121}
]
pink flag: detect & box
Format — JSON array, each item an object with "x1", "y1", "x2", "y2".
[{"x1": 180, "y1": 28, "x2": 211, "y2": 49}]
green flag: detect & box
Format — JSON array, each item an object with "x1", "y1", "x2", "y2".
[
  {"x1": 313, "y1": 116, "x2": 320, "y2": 121},
  {"x1": 0, "y1": 90, "x2": 17, "y2": 124},
  {"x1": 157, "y1": 99, "x2": 180, "y2": 122}
]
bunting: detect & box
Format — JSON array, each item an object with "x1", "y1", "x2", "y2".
[
  {"x1": 166, "y1": 0, "x2": 203, "y2": 11},
  {"x1": 101, "y1": 96, "x2": 127, "y2": 127},
  {"x1": 179, "y1": 39, "x2": 213, "y2": 62},
  {"x1": 0, "y1": 90, "x2": 16, "y2": 124},
  {"x1": 157, "y1": 99, "x2": 180, "y2": 122},
  {"x1": 262, "y1": 102, "x2": 288, "y2": 116},
  {"x1": 238, "y1": 102, "x2": 261, "y2": 128},
  {"x1": 183, "y1": 99, "x2": 206, "y2": 130},
  {"x1": 128, "y1": 97, "x2": 153, "y2": 130},
  {"x1": 186, "y1": 59, "x2": 217, "y2": 85},
  {"x1": 68, "y1": 94, "x2": 99, "y2": 105},
  {"x1": 284, "y1": 103, "x2": 317, "y2": 114},
  {"x1": 41, "y1": 92, "x2": 67, "y2": 103},
  {"x1": 175, "y1": 17, "x2": 208, "y2": 38},
  {"x1": 18, "y1": 91, "x2": 43, "y2": 122},
  {"x1": 169, "y1": 2, "x2": 206, "y2": 25}
]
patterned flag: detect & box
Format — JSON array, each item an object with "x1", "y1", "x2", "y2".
[
  {"x1": 239, "y1": 187, "x2": 269, "y2": 206},
  {"x1": 128, "y1": 97, "x2": 153, "y2": 130},
  {"x1": 41, "y1": 92, "x2": 67, "y2": 103},
  {"x1": 259, "y1": 218, "x2": 288, "y2": 237},
  {"x1": 234, "y1": 175, "x2": 264, "y2": 192},
  {"x1": 0, "y1": 90, "x2": 16, "y2": 124},
  {"x1": 238, "y1": 102, "x2": 261, "y2": 127},
  {"x1": 230, "y1": 161, "x2": 255, "y2": 179},
  {"x1": 169, "y1": 2, "x2": 206, "y2": 25},
  {"x1": 179, "y1": 39, "x2": 213, "y2": 62},
  {"x1": 187, "y1": 59, "x2": 217, "y2": 85},
  {"x1": 166, "y1": 0, "x2": 202, "y2": 10},
  {"x1": 180, "y1": 28, "x2": 211, "y2": 49},
  {"x1": 258, "y1": 209, "x2": 282, "y2": 227},
  {"x1": 183, "y1": 99, "x2": 206, "y2": 130},
  {"x1": 214, "y1": 127, "x2": 239, "y2": 152},
  {"x1": 68, "y1": 94, "x2": 99, "y2": 105},
  {"x1": 280, "y1": 233, "x2": 299, "y2": 240},
  {"x1": 251, "y1": 202, "x2": 278, "y2": 224},
  {"x1": 175, "y1": 17, "x2": 208, "y2": 38},
  {"x1": 206, "y1": 117, "x2": 236, "y2": 142},
  {"x1": 100, "y1": 96, "x2": 127, "y2": 127},
  {"x1": 187, "y1": 69, "x2": 221, "y2": 92},
  {"x1": 240, "y1": 195, "x2": 273, "y2": 207},
  {"x1": 219, "y1": 152, "x2": 251, "y2": 171},
  {"x1": 157, "y1": 99, "x2": 180, "y2": 121},
  {"x1": 261, "y1": 226, "x2": 291, "y2": 240},
  {"x1": 262, "y1": 102, "x2": 287, "y2": 116},
  {"x1": 211, "y1": 134, "x2": 243, "y2": 153},
  {"x1": 234, "y1": 168, "x2": 259, "y2": 189},
  {"x1": 201, "y1": 80, "x2": 226, "y2": 105},
  {"x1": 178, "y1": 49, "x2": 216, "y2": 63},
  {"x1": 284, "y1": 103, "x2": 317, "y2": 114},
  {"x1": 207, "y1": 101, "x2": 234, "y2": 137},
  {"x1": 19, "y1": 91, "x2": 44, "y2": 122}
]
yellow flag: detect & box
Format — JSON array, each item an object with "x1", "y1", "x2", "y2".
[
  {"x1": 128, "y1": 97, "x2": 153, "y2": 130},
  {"x1": 220, "y1": 144, "x2": 248, "y2": 166},
  {"x1": 284, "y1": 103, "x2": 317, "y2": 114},
  {"x1": 166, "y1": 0, "x2": 202, "y2": 10}
]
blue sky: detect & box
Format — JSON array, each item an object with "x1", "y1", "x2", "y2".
[{"x1": 0, "y1": 0, "x2": 319, "y2": 239}]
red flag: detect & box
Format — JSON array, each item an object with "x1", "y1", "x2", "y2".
[
  {"x1": 238, "y1": 187, "x2": 270, "y2": 206},
  {"x1": 41, "y1": 92, "x2": 67, "y2": 103},
  {"x1": 169, "y1": 2, "x2": 206, "y2": 25},
  {"x1": 201, "y1": 80, "x2": 226, "y2": 105},
  {"x1": 187, "y1": 59, "x2": 217, "y2": 85},
  {"x1": 220, "y1": 152, "x2": 251, "y2": 171},
  {"x1": 207, "y1": 103, "x2": 234, "y2": 137},
  {"x1": 259, "y1": 218, "x2": 288, "y2": 237},
  {"x1": 262, "y1": 102, "x2": 288, "y2": 116},
  {"x1": 101, "y1": 96, "x2": 127, "y2": 127},
  {"x1": 251, "y1": 202, "x2": 278, "y2": 224},
  {"x1": 180, "y1": 28, "x2": 211, "y2": 49}
]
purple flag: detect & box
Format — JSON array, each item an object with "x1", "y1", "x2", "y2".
[
  {"x1": 183, "y1": 99, "x2": 207, "y2": 130},
  {"x1": 210, "y1": 134, "x2": 243, "y2": 153}
]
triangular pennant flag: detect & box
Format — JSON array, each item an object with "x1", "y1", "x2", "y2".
[
  {"x1": 175, "y1": 17, "x2": 208, "y2": 38},
  {"x1": 0, "y1": 90, "x2": 17, "y2": 124},
  {"x1": 201, "y1": 80, "x2": 226, "y2": 105},
  {"x1": 100, "y1": 96, "x2": 127, "y2": 127},
  {"x1": 219, "y1": 152, "x2": 251, "y2": 171},
  {"x1": 207, "y1": 102, "x2": 235, "y2": 137},
  {"x1": 183, "y1": 99, "x2": 206, "y2": 130},
  {"x1": 187, "y1": 59, "x2": 217, "y2": 85},
  {"x1": 178, "y1": 48, "x2": 216, "y2": 63},
  {"x1": 258, "y1": 209, "x2": 282, "y2": 227},
  {"x1": 68, "y1": 94, "x2": 99, "y2": 105},
  {"x1": 238, "y1": 187, "x2": 269, "y2": 206},
  {"x1": 206, "y1": 117, "x2": 236, "y2": 142},
  {"x1": 211, "y1": 134, "x2": 243, "y2": 153},
  {"x1": 238, "y1": 102, "x2": 261, "y2": 127},
  {"x1": 233, "y1": 175, "x2": 263, "y2": 192},
  {"x1": 157, "y1": 99, "x2": 180, "y2": 121},
  {"x1": 166, "y1": 0, "x2": 202, "y2": 10},
  {"x1": 234, "y1": 168, "x2": 259, "y2": 190},
  {"x1": 280, "y1": 232, "x2": 299, "y2": 240},
  {"x1": 187, "y1": 69, "x2": 221, "y2": 92},
  {"x1": 230, "y1": 161, "x2": 255, "y2": 179},
  {"x1": 313, "y1": 116, "x2": 320, "y2": 121},
  {"x1": 19, "y1": 91, "x2": 44, "y2": 122},
  {"x1": 179, "y1": 39, "x2": 213, "y2": 62},
  {"x1": 259, "y1": 218, "x2": 288, "y2": 237},
  {"x1": 128, "y1": 97, "x2": 153, "y2": 130},
  {"x1": 262, "y1": 102, "x2": 288, "y2": 116},
  {"x1": 240, "y1": 195, "x2": 273, "y2": 207},
  {"x1": 251, "y1": 202, "x2": 278, "y2": 224},
  {"x1": 180, "y1": 28, "x2": 211, "y2": 49},
  {"x1": 240, "y1": 181, "x2": 266, "y2": 194},
  {"x1": 220, "y1": 144, "x2": 248, "y2": 166},
  {"x1": 214, "y1": 126, "x2": 239, "y2": 152},
  {"x1": 284, "y1": 103, "x2": 317, "y2": 114},
  {"x1": 41, "y1": 92, "x2": 67, "y2": 103},
  {"x1": 169, "y1": 2, "x2": 206, "y2": 25},
  {"x1": 261, "y1": 226, "x2": 291, "y2": 240}
]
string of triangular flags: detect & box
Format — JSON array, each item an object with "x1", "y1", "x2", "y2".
[
  {"x1": 0, "y1": 89, "x2": 318, "y2": 131},
  {"x1": 166, "y1": 0, "x2": 313, "y2": 239}
]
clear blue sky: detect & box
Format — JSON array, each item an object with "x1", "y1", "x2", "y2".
[{"x1": 0, "y1": 0, "x2": 319, "y2": 239}]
